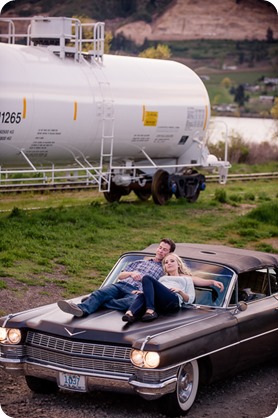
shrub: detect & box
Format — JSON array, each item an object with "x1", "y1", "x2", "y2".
[
  {"x1": 9, "y1": 207, "x2": 23, "y2": 218},
  {"x1": 214, "y1": 189, "x2": 228, "y2": 203},
  {"x1": 246, "y1": 141, "x2": 278, "y2": 164},
  {"x1": 243, "y1": 192, "x2": 256, "y2": 201},
  {"x1": 258, "y1": 192, "x2": 271, "y2": 201},
  {"x1": 228, "y1": 134, "x2": 249, "y2": 163},
  {"x1": 247, "y1": 201, "x2": 278, "y2": 225},
  {"x1": 0, "y1": 280, "x2": 7, "y2": 290},
  {"x1": 229, "y1": 194, "x2": 242, "y2": 202}
]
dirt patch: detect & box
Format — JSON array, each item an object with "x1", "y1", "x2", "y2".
[
  {"x1": 0, "y1": 277, "x2": 65, "y2": 316},
  {"x1": 0, "y1": 359, "x2": 277, "y2": 418},
  {"x1": 113, "y1": 0, "x2": 278, "y2": 45}
]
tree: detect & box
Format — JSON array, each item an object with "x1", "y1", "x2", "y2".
[
  {"x1": 234, "y1": 84, "x2": 246, "y2": 107},
  {"x1": 73, "y1": 15, "x2": 112, "y2": 54},
  {"x1": 270, "y1": 98, "x2": 278, "y2": 119},
  {"x1": 139, "y1": 44, "x2": 171, "y2": 59},
  {"x1": 238, "y1": 51, "x2": 245, "y2": 65},
  {"x1": 104, "y1": 31, "x2": 113, "y2": 54},
  {"x1": 266, "y1": 27, "x2": 274, "y2": 43},
  {"x1": 221, "y1": 77, "x2": 232, "y2": 89}
]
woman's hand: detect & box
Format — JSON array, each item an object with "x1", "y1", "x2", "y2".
[
  {"x1": 171, "y1": 287, "x2": 189, "y2": 302},
  {"x1": 212, "y1": 280, "x2": 224, "y2": 291}
]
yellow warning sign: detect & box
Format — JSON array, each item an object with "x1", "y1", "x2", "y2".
[{"x1": 142, "y1": 106, "x2": 158, "y2": 126}]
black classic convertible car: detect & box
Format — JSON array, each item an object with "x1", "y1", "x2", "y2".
[{"x1": 0, "y1": 244, "x2": 277, "y2": 416}]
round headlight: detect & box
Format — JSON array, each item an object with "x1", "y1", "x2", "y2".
[
  {"x1": 144, "y1": 351, "x2": 160, "y2": 368},
  {"x1": 7, "y1": 328, "x2": 21, "y2": 344},
  {"x1": 130, "y1": 350, "x2": 144, "y2": 367},
  {"x1": 0, "y1": 327, "x2": 7, "y2": 342}
]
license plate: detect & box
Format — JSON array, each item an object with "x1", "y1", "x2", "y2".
[{"x1": 59, "y1": 372, "x2": 86, "y2": 391}]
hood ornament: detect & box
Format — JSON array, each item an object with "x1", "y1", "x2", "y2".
[{"x1": 64, "y1": 327, "x2": 86, "y2": 337}]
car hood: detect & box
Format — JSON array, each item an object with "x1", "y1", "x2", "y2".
[{"x1": 1, "y1": 300, "x2": 234, "y2": 351}]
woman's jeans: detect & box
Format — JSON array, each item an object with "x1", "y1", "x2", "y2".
[
  {"x1": 129, "y1": 275, "x2": 179, "y2": 317},
  {"x1": 78, "y1": 282, "x2": 136, "y2": 315}
]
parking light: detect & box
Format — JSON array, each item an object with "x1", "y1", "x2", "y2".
[{"x1": 0, "y1": 327, "x2": 7, "y2": 342}]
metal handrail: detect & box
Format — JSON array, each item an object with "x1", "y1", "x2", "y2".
[{"x1": 0, "y1": 16, "x2": 105, "y2": 62}]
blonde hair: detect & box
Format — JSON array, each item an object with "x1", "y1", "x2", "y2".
[{"x1": 162, "y1": 253, "x2": 192, "y2": 276}]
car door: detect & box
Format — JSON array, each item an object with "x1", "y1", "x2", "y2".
[{"x1": 235, "y1": 267, "x2": 278, "y2": 371}]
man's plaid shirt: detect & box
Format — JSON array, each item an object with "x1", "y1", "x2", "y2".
[{"x1": 121, "y1": 258, "x2": 164, "y2": 291}]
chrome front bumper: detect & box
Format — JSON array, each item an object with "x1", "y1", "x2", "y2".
[
  {"x1": 129, "y1": 376, "x2": 177, "y2": 400},
  {"x1": 0, "y1": 356, "x2": 177, "y2": 399}
]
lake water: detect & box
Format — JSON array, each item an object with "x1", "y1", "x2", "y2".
[{"x1": 207, "y1": 116, "x2": 277, "y2": 144}]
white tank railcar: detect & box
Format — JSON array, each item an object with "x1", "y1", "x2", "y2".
[{"x1": 0, "y1": 16, "x2": 230, "y2": 204}]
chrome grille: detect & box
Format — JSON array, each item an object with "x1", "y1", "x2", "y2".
[
  {"x1": 27, "y1": 331, "x2": 131, "y2": 360},
  {"x1": 26, "y1": 346, "x2": 134, "y2": 374},
  {"x1": 26, "y1": 331, "x2": 134, "y2": 376}
]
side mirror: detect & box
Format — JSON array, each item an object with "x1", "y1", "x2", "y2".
[
  {"x1": 237, "y1": 301, "x2": 248, "y2": 312},
  {"x1": 232, "y1": 301, "x2": 248, "y2": 315}
]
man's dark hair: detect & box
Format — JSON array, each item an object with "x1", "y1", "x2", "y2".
[{"x1": 161, "y1": 238, "x2": 176, "y2": 253}]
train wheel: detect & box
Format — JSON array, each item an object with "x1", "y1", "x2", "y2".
[
  {"x1": 186, "y1": 189, "x2": 200, "y2": 203},
  {"x1": 104, "y1": 189, "x2": 122, "y2": 203},
  {"x1": 151, "y1": 169, "x2": 172, "y2": 205},
  {"x1": 103, "y1": 183, "x2": 129, "y2": 203},
  {"x1": 182, "y1": 168, "x2": 202, "y2": 203},
  {"x1": 134, "y1": 189, "x2": 151, "y2": 201}
]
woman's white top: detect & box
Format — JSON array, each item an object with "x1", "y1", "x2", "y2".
[{"x1": 159, "y1": 275, "x2": 195, "y2": 305}]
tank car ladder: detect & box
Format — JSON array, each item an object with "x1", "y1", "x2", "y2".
[{"x1": 98, "y1": 81, "x2": 115, "y2": 192}]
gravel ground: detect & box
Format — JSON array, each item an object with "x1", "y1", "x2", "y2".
[
  {"x1": 0, "y1": 360, "x2": 277, "y2": 418},
  {"x1": 0, "y1": 279, "x2": 277, "y2": 418}
]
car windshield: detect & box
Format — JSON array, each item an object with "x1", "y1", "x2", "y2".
[{"x1": 102, "y1": 253, "x2": 235, "y2": 308}]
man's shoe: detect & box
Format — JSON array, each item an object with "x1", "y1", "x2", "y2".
[
  {"x1": 122, "y1": 313, "x2": 135, "y2": 323},
  {"x1": 142, "y1": 311, "x2": 158, "y2": 322},
  {"x1": 57, "y1": 300, "x2": 84, "y2": 317}
]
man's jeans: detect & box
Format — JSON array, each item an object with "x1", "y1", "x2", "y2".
[{"x1": 78, "y1": 282, "x2": 136, "y2": 315}]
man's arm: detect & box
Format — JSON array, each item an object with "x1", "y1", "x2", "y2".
[{"x1": 117, "y1": 270, "x2": 142, "y2": 281}]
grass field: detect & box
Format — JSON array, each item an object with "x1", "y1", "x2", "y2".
[
  {"x1": 201, "y1": 69, "x2": 278, "y2": 109},
  {"x1": 170, "y1": 39, "x2": 277, "y2": 69},
  {"x1": 168, "y1": 39, "x2": 278, "y2": 111},
  {"x1": 0, "y1": 168, "x2": 277, "y2": 301}
]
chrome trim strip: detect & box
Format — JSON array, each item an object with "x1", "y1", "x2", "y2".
[
  {"x1": 154, "y1": 327, "x2": 278, "y2": 372},
  {"x1": 24, "y1": 362, "x2": 132, "y2": 383}
]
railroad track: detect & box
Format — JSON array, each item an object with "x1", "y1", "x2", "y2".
[
  {"x1": 0, "y1": 172, "x2": 277, "y2": 194},
  {"x1": 206, "y1": 172, "x2": 278, "y2": 182}
]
